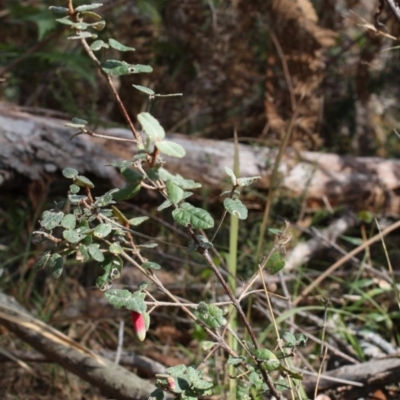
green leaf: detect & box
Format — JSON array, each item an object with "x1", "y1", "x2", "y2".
[
  {"x1": 143, "y1": 311, "x2": 151, "y2": 331},
  {"x1": 88, "y1": 243, "x2": 104, "y2": 262},
  {"x1": 63, "y1": 229, "x2": 84, "y2": 244},
  {"x1": 50, "y1": 253, "x2": 63, "y2": 278},
  {"x1": 128, "y1": 216, "x2": 149, "y2": 226},
  {"x1": 358, "y1": 210, "x2": 373, "y2": 224},
  {"x1": 40, "y1": 211, "x2": 64, "y2": 230},
  {"x1": 340, "y1": 235, "x2": 363, "y2": 246},
  {"x1": 56, "y1": 17, "x2": 87, "y2": 29},
  {"x1": 89, "y1": 20, "x2": 106, "y2": 31},
  {"x1": 49, "y1": 6, "x2": 69, "y2": 14},
  {"x1": 94, "y1": 189, "x2": 118, "y2": 207},
  {"x1": 138, "y1": 281, "x2": 150, "y2": 291},
  {"x1": 282, "y1": 332, "x2": 296, "y2": 347},
  {"x1": 96, "y1": 254, "x2": 123, "y2": 289},
  {"x1": 140, "y1": 242, "x2": 158, "y2": 248},
  {"x1": 68, "y1": 32, "x2": 97, "y2": 40},
  {"x1": 93, "y1": 223, "x2": 112, "y2": 238},
  {"x1": 268, "y1": 228, "x2": 282, "y2": 235},
  {"x1": 295, "y1": 333, "x2": 308, "y2": 347},
  {"x1": 61, "y1": 214, "x2": 76, "y2": 230},
  {"x1": 137, "y1": 112, "x2": 165, "y2": 141},
  {"x1": 108, "y1": 38, "x2": 135, "y2": 51},
  {"x1": 101, "y1": 60, "x2": 152, "y2": 76},
  {"x1": 33, "y1": 251, "x2": 52, "y2": 271},
  {"x1": 254, "y1": 348, "x2": 278, "y2": 361},
  {"x1": 112, "y1": 183, "x2": 140, "y2": 200},
  {"x1": 158, "y1": 168, "x2": 201, "y2": 189},
  {"x1": 237, "y1": 380, "x2": 251, "y2": 400},
  {"x1": 149, "y1": 388, "x2": 165, "y2": 400},
  {"x1": 96, "y1": 270, "x2": 111, "y2": 290},
  {"x1": 225, "y1": 166, "x2": 236, "y2": 185},
  {"x1": 265, "y1": 252, "x2": 285, "y2": 275},
  {"x1": 275, "y1": 378, "x2": 291, "y2": 391},
  {"x1": 121, "y1": 167, "x2": 143, "y2": 184},
  {"x1": 77, "y1": 244, "x2": 90, "y2": 262},
  {"x1": 202, "y1": 341, "x2": 216, "y2": 351},
  {"x1": 146, "y1": 167, "x2": 160, "y2": 181},
  {"x1": 125, "y1": 292, "x2": 147, "y2": 314},
  {"x1": 197, "y1": 302, "x2": 226, "y2": 328},
  {"x1": 158, "y1": 199, "x2": 172, "y2": 211},
  {"x1": 68, "y1": 194, "x2": 88, "y2": 204},
  {"x1": 142, "y1": 261, "x2": 161, "y2": 270},
  {"x1": 166, "y1": 365, "x2": 187, "y2": 376},
  {"x1": 75, "y1": 175, "x2": 94, "y2": 188},
  {"x1": 105, "y1": 289, "x2": 146, "y2": 313},
  {"x1": 90, "y1": 39, "x2": 109, "y2": 51},
  {"x1": 254, "y1": 349, "x2": 280, "y2": 372},
  {"x1": 80, "y1": 11, "x2": 103, "y2": 20},
  {"x1": 193, "y1": 380, "x2": 213, "y2": 390},
  {"x1": 237, "y1": 176, "x2": 261, "y2": 187},
  {"x1": 248, "y1": 370, "x2": 263, "y2": 391},
  {"x1": 75, "y1": 3, "x2": 103, "y2": 12},
  {"x1": 132, "y1": 84, "x2": 155, "y2": 95},
  {"x1": 223, "y1": 198, "x2": 248, "y2": 220},
  {"x1": 227, "y1": 356, "x2": 245, "y2": 366},
  {"x1": 69, "y1": 184, "x2": 80, "y2": 194},
  {"x1": 166, "y1": 181, "x2": 184, "y2": 204},
  {"x1": 107, "y1": 160, "x2": 135, "y2": 168},
  {"x1": 172, "y1": 203, "x2": 214, "y2": 229},
  {"x1": 109, "y1": 242, "x2": 123, "y2": 254},
  {"x1": 62, "y1": 168, "x2": 79, "y2": 179},
  {"x1": 71, "y1": 117, "x2": 89, "y2": 128},
  {"x1": 155, "y1": 140, "x2": 185, "y2": 158},
  {"x1": 196, "y1": 235, "x2": 213, "y2": 249}
]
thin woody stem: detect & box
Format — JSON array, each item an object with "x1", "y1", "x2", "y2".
[
  {"x1": 67, "y1": 2, "x2": 142, "y2": 144},
  {"x1": 187, "y1": 226, "x2": 281, "y2": 398}
]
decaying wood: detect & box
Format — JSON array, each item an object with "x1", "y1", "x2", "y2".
[
  {"x1": 0, "y1": 348, "x2": 166, "y2": 376},
  {"x1": 303, "y1": 354, "x2": 400, "y2": 399},
  {"x1": 284, "y1": 213, "x2": 359, "y2": 271},
  {"x1": 2, "y1": 103, "x2": 400, "y2": 217},
  {"x1": 0, "y1": 292, "x2": 156, "y2": 400}
]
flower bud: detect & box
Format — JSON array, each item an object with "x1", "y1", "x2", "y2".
[
  {"x1": 167, "y1": 376, "x2": 176, "y2": 391},
  {"x1": 130, "y1": 311, "x2": 146, "y2": 341}
]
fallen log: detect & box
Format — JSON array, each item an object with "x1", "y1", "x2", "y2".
[
  {"x1": 302, "y1": 354, "x2": 400, "y2": 399},
  {"x1": 2, "y1": 102, "x2": 400, "y2": 216},
  {"x1": 0, "y1": 292, "x2": 157, "y2": 400}
]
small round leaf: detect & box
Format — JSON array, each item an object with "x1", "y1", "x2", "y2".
[
  {"x1": 62, "y1": 168, "x2": 79, "y2": 179},
  {"x1": 93, "y1": 223, "x2": 112, "y2": 238},
  {"x1": 61, "y1": 214, "x2": 76, "y2": 230},
  {"x1": 88, "y1": 243, "x2": 105, "y2": 262},
  {"x1": 223, "y1": 198, "x2": 248, "y2": 220}
]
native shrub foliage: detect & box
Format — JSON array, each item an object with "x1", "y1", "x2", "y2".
[{"x1": 33, "y1": 3, "x2": 302, "y2": 399}]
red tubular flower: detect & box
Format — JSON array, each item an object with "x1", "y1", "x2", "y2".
[
  {"x1": 167, "y1": 376, "x2": 176, "y2": 391},
  {"x1": 130, "y1": 311, "x2": 146, "y2": 341}
]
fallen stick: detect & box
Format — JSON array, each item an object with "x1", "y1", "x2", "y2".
[{"x1": 0, "y1": 292, "x2": 156, "y2": 400}]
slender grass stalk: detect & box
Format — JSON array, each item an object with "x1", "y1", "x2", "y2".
[
  {"x1": 255, "y1": 110, "x2": 297, "y2": 263},
  {"x1": 228, "y1": 132, "x2": 240, "y2": 399},
  {"x1": 376, "y1": 218, "x2": 400, "y2": 310}
]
